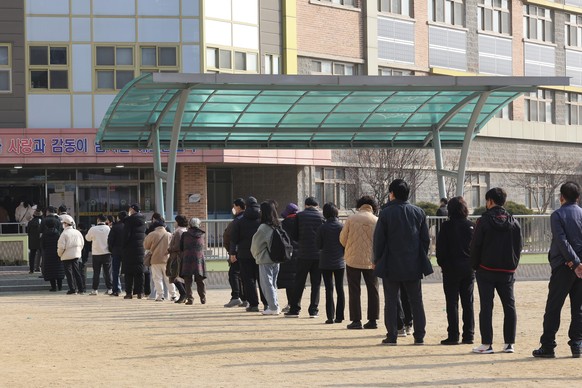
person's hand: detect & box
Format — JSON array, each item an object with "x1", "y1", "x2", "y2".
[
  {"x1": 575, "y1": 264, "x2": 582, "y2": 279},
  {"x1": 229, "y1": 255, "x2": 237, "y2": 263}
]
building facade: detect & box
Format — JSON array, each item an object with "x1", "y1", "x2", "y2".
[{"x1": 0, "y1": 0, "x2": 581, "y2": 227}]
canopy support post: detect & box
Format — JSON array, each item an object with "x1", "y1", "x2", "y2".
[
  {"x1": 151, "y1": 125, "x2": 165, "y2": 216},
  {"x1": 432, "y1": 125, "x2": 447, "y2": 200}
]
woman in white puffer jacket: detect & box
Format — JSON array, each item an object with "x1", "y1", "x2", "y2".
[{"x1": 57, "y1": 214, "x2": 86, "y2": 295}]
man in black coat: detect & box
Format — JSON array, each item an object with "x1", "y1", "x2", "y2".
[
  {"x1": 284, "y1": 197, "x2": 325, "y2": 318},
  {"x1": 27, "y1": 209, "x2": 43, "y2": 274},
  {"x1": 122, "y1": 204, "x2": 146, "y2": 299},
  {"x1": 107, "y1": 211, "x2": 126, "y2": 297}
]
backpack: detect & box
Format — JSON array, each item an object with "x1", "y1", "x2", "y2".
[{"x1": 268, "y1": 225, "x2": 293, "y2": 263}]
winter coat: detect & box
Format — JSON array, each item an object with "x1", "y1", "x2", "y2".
[
  {"x1": 548, "y1": 201, "x2": 582, "y2": 271},
  {"x1": 290, "y1": 207, "x2": 325, "y2": 261},
  {"x1": 277, "y1": 214, "x2": 298, "y2": 289},
  {"x1": 57, "y1": 226, "x2": 85, "y2": 261},
  {"x1": 223, "y1": 212, "x2": 244, "y2": 253},
  {"x1": 436, "y1": 205, "x2": 448, "y2": 217},
  {"x1": 41, "y1": 228, "x2": 64, "y2": 281},
  {"x1": 373, "y1": 199, "x2": 430, "y2": 281},
  {"x1": 180, "y1": 226, "x2": 207, "y2": 278},
  {"x1": 228, "y1": 203, "x2": 261, "y2": 259},
  {"x1": 107, "y1": 221, "x2": 125, "y2": 257},
  {"x1": 27, "y1": 215, "x2": 42, "y2": 250},
  {"x1": 122, "y1": 212, "x2": 146, "y2": 270},
  {"x1": 470, "y1": 206, "x2": 522, "y2": 272},
  {"x1": 85, "y1": 223, "x2": 111, "y2": 255},
  {"x1": 41, "y1": 214, "x2": 62, "y2": 236},
  {"x1": 339, "y1": 204, "x2": 377, "y2": 270},
  {"x1": 15, "y1": 203, "x2": 34, "y2": 225},
  {"x1": 167, "y1": 226, "x2": 187, "y2": 281},
  {"x1": 436, "y1": 217, "x2": 475, "y2": 278},
  {"x1": 144, "y1": 226, "x2": 172, "y2": 265},
  {"x1": 251, "y1": 223, "x2": 276, "y2": 265},
  {"x1": 316, "y1": 217, "x2": 345, "y2": 270}
]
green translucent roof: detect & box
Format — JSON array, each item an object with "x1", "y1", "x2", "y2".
[{"x1": 96, "y1": 73, "x2": 569, "y2": 149}]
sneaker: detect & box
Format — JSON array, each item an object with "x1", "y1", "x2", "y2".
[
  {"x1": 397, "y1": 328, "x2": 407, "y2": 337},
  {"x1": 381, "y1": 338, "x2": 397, "y2": 346},
  {"x1": 66, "y1": 290, "x2": 77, "y2": 295},
  {"x1": 462, "y1": 338, "x2": 474, "y2": 345},
  {"x1": 175, "y1": 296, "x2": 186, "y2": 304},
  {"x1": 346, "y1": 321, "x2": 363, "y2": 330},
  {"x1": 284, "y1": 311, "x2": 299, "y2": 318},
  {"x1": 571, "y1": 346, "x2": 581, "y2": 358},
  {"x1": 441, "y1": 338, "x2": 460, "y2": 345},
  {"x1": 281, "y1": 305, "x2": 290, "y2": 313},
  {"x1": 363, "y1": 320, "x2": 378, "y2": 329},
  {"x1": 111, "y1": 292, "x2": 119, "y2": 297},
  {"x1": 262, "y1": 309, "x2": 280, "y2": 315},
  {"x1": 532, "y1": 347, "x2": 555, "y2": 358},
  {"x1": 185, "y1": 299, "x2": 194, "y2": 305},
  {"x1": 325, "y1": 319, "x2": 334, "y2": 324},
  {"x1": 106, "y1": 289, "x2": 113, "y2": 295},
  {"x1": 472, "y1": 344, "x2": 494, "y2": 354},
  {"x1": 123, "y1": 294, "x2": 132, "y2": 299},
  {"x1": 239, "y1": 301, "x2": 250, "y2": 308},
  {"x1": 137, "y1": 294, "x2": 143, "y2": 299},
  {"x1": 224, "y1": 298, "x2": 243, "y2": 308},
  {"x1": 154, "y1": 298, "x2": 164, "y2": 302},
  {"x1": 309, "y1": 313, "x2": 319, "y2": 318},
  {"x1": 405, "y1": 325, "x2": 413, "y2": 336},
  {"x1": 503, "y1": 344, "x2": 514, "y2": 353},
  {"x1": 246, "y1": 306, "x2": 260, "y2": 312},
  {"x1": 89, "y1": 290, "x2": 98, "y2": 295},
  {"x1": 414, "y1": 339, "x2": 424, "y2": 345}
]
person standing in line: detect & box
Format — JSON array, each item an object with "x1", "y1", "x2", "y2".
[
  {"x1": 340, "y1": 195, "x2": 380, "y2": 330},
  {"x1": 122, "y1": 203, "x2": 146, "y2": 299},
  {"x1": 85, "y1": 214, "x2": 113, "y2": 295},
  {"x1": 436, "y1": 196, "x2": 476, "y2": 345},
  {"x1": 57, "y1": 205, "x2": 75, "y2": 228},
  {"x1": 285, "y1": 197, "x2": 325, "y2": 318},
  {"x1": 470, "y1": 187, "x2": 522, "y2": 354},
  {"x1": 278, "y1": 203, "x2": 299, "y2": 313},
  {"x1": 223, "y1": 198, "x2": 247, "y2": 308},
  {"x1": 180, "y1": 218, "x2": 207, "y2": 305},
  {"x1": 436, "y1": 198, "x2": 448, "y2": 217},
  {"x1": 144, "y1": 216, "x2": 175, "y2": 302},
  {"x1": 16, "y1": 199, "x2": 35, "y2": 232},
  {"x1": 41, "y1": 217, "x2": 64, "y2": 292},
  {"x1": 145, "y1": 212, "x2": 169, "y2": 299},
  {"x1": 57, "y1": 215, "x2": 85, "y2": 295},
  {"x1": 316, "y1": 203, "x2": 345, "y2": 324},
  {"x1": 373, "y1": 179, "x2": 431, "y2": 345},
  {"x1": 107, "y1": 211, "x2": 126, "y2": 297},
  {"x1": 533, "y1": 182, "x2": 582, "y2": 359},
  {"x1": 167, "y1": 215, "x2": 189, "y2": 304},
  {"x1": 27, "y1": 209, "x2": 43, "y2": 274},
  {"x1": 251, "y1": 201, "x2": 282, "y2": 315},
  {"x1": 229, "y1": 196, "x2": 266, "y2": 312}
]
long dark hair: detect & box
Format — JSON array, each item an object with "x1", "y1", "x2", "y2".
[{"x1": 260, "y1": 201, "x2": 280, "y2": 227}]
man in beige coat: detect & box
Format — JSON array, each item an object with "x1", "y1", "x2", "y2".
[
  {"x1": 144, "y1": 218, "x2": 176, "y2": 301},
  {"x1": 339, "y1": 196, "x2": 380, "y2": 330}
]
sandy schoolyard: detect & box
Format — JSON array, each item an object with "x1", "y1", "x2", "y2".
[{"x1": 0, "y1": 280, "x2": 579, "y2": 387}]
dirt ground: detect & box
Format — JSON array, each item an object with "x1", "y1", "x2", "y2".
[{"x1": 0, "y1": 281, "x2": 579, "y2": 387}]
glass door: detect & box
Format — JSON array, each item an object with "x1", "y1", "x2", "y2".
[{"x1": 78, "y1": 184, "x2": 138, "y2": 228}]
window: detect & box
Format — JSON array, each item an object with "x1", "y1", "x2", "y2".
[
  {"x1": 524, "y1": 89, "x2": 554, "y2": 123},
  {"x1": 234, "y1": 51, "x2": 257, "y2": 72},
  {"x1": 206, "y1": 47, "x2": 258, "y2": 73},
  {"x1": 431, "y1": 0, "x2": 465, "y2": 27},
  {"x1": 465, "y1": 173, "x2": 488, "y2": 209},
  {"x1": 96, "y1": 46, "x2": 134, "y2": 90},
  {"x1": 378, "y1": 0, "x2": 413, "y2": 18},
  {"x1": 29, "y1": 45, "x2": 68, "y2": 89},
  {"x1": 317, "y1": 0, "x2": 356, "y2": 7},
  {"x1": 315, "y1": 168, "x2": 350, "y2": 209},
  {"x1": 566, "y1": 93, "x2": 582, "y2": 125},
  {"x1": 525, "y1": 175, "x2": 549, "y2": 210},
  {"x1": 478, "y1": 0, "x2": 510, "y2": 34},
  {"x1": 566, "y1": 14, "x2": 582, "y2": 47},
  {"x1": 523, "y1": 5, "x2": 553, "y2": 42},
  {"x1": 140, "y1": 46, "x2": 178, "y2": 70},
  {"x1": 494, "y1": 103, "x2": 512, "y2": 119},
  {"x1": 378, "y1": 67, "x2": 412, "y2": 76},
  {"x1": 264, "y1": 54, "x2": 280, "y2": 74},
  {"x1": 0, "y1": 44, "x2": 10, "y2": 92},
  {"x1": 311, "y1": 60, "x2": 355, "y2": 75}
]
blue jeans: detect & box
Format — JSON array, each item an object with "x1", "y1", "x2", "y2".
[
  {"x1": 259, "y1": 263, "x2": 280, "y2": 311},
  {"x1": 111, "y1": 254, "x2": 122, "y2": 293}
]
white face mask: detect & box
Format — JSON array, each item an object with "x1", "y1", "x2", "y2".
[{"x1": 231, "y1": 207, "x2": 237, "y2": 216}]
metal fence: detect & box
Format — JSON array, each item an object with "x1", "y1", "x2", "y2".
[{"x1": 201, "y1": 214, "x2": 552, "y2": 261}]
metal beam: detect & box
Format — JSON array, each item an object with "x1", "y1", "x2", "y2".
[{"x1": 432, "y1": 125, "x2": 447, "y2": 199}]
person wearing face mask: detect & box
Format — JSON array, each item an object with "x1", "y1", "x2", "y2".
[{"x1": 222, "y1": 198, "x2": 248, "y2": 308}]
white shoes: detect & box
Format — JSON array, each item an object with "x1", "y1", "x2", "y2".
[
  {"x1": 503, "y1": 344, "x2": 514, "y2": 353},
  {"x1": 405, "y1": 325, "x2": 413, "y2": 336},
  {"x1": 397, "y1": 328, "x2": 407, "y2": 337},
  {"x1": 89, "y1": 290, "x2": 98, "y2": 295},
  {"x1": 262, "y1": 308, "x2": 281, "y2": 315},
  {"x1": 472, "y1": 344, "x2": 494, "y2": 354}
]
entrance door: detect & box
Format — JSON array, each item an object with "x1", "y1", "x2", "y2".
[{"x1": 78, "y1": 184, "x2": 137, "y2": 227}]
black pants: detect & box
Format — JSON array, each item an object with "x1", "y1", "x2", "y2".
[
  {"x1": 322, "y1": 268, "x2": 345, "y2": 321},
  {"x1": 28, "y1": 248, "x2": 38, "y2": 272},
  {"x1": 143, "y1": 267, "x2": 151, "y2": 295},
  {"x1": 78, "y1": 260, "x2": 87, "y2": 291},
  {"x1": 184, "y1": 274, "x2": 206, "y2": 302},
  {"x1": 49, "y1": 279, "x2": 63, "y2": 291},
  {"x1": 125, "y1": 266, "x2": 144, "y2": 295},
  {"x1": 383, "y1": 279, "x2": 426, "y2": 342},
  {"x1": 290, "y1": 260, "x2": 322, "y2": 315},
  {"x1": 397, "y1": 284, "x2": 413, "y2": 329},
  {"x1": 63, "y1": 259, "x2": 85, "y2": 293},
  {"x1": 111, "y1": 254, "x2": 123, "y2": 293},
  {"x1": 476, "y1": 270, "x2": 516, "y2": 344},
  {"x1": 92, "y1": 254, "x2": 113, "y2": 291},
  {"x1": 346, "y1": 266, "x2": 379, "y2": 322},
  {"x1": 442, "y1": 271, "x2": 475, "y2": 341},
  {"x1": 540, "y1": 265, "x2": 582, "y2": 349},
  {"x1": 239, "y1": 257, "x2": 267, "y2": 307},
  {"x1": 175, "y1": 281, "x2": 186, "y2": 297},
  {"x1": 228, "y1": 261, "x2": 246, "y2": 300}
]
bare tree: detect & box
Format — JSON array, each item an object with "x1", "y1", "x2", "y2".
[
  {"x1": 510, "y1": 150, "x2": 576, "y2": 213},
  {"x1": 344, "y1": 148, "x2": 430, "y2": 207}
]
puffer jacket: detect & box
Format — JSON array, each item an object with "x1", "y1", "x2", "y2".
[
  {"x1": 291, "y1": 207, "x2": 325, "y2": 261},
  {"x1": 144, "y1": 225, "x2": 172, "y2": 265},
  {"x1": 57, "y1": 225, "x2": 85, "y2": 261},
  {"x1": 228, "y1": 203, "x2": 261, "y2": 259},
  {"x1": 317, "y1": 217, "x2": 345, "y2": 270},
  {"x1": 339, "y1": 204, "x2": 377, "y2": 269}
]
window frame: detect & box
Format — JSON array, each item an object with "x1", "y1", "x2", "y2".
[
  {"x1": 206, "y1": 47, "x2": 260, "y2": 73},
  {"x1": 95, "y1": 45, "x2": 135, "y2": 91},
  {"x1": 565, "y1": 14, "x2": 582, "y2": 48},
  {"x1": 378, "y1": 0, "x2": 413, "y2": 18},
  {"x1": 464, "y1": 173, "x2": 488, "y2": 209},
  {"x1": 314, "y1": 167, "x2": 349, "y2": 209},
  {"x1": 523, "y1": 4, "x2": 554, "y2": 43},
  {"x1": 28, "y1": 44, "x2": 70, "y2": 91},
  {"x1": 478, "y1": 0, "x2": 511, "y2": 35},
  {"x1": 378, "y1": 67, "x2": 413, "y2": 76},
  {"x1": 431, "y1": 0, "x2": 465, "y2": 27},
  {"x1": 0, "y1": 43, "x2": 11, "y2": 93},
  {"x1": 311, "y1": 59, "x2": 356, "y2": 75},
  {"x1": 264, "y1": 54, "x2": 281, "y2": 74},
  {"x1": 566, "y1": 92, "x2": 582, "y2": 125},
  {"x1": 524, "y1": 89, "x2": 554, "y2": 123},
  {"x1": 314, "y1": 0, "x2": 357, "y2": 8}
]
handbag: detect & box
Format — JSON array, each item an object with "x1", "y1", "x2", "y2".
[{"x1": 144, "y1": 233, "x2": 165, "y2": 266}]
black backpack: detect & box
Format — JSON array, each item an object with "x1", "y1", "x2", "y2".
[{"x1": 268, "y1": 225, "x2": 293, "y2": 263}]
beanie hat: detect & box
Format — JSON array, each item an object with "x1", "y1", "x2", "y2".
[
  {"x1": 60, "y1": 214, "x2": 74, "y2": 226},
  {"x1": 305, "y1": 196, "x2": 318, "y2": 207},
  {"x1": 246, "y1": 196, "x2": 258, "y2": 206},
  {"x1": 130, "y1": 203, "x2": 140, "y2": 212},
  {"x1": 281, "y1": 203, "x2": 299, "y2": 218}
]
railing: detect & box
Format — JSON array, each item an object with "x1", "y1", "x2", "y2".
[{"x1": 0, "y1": 223, "x2": 27, "y2": 234}]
